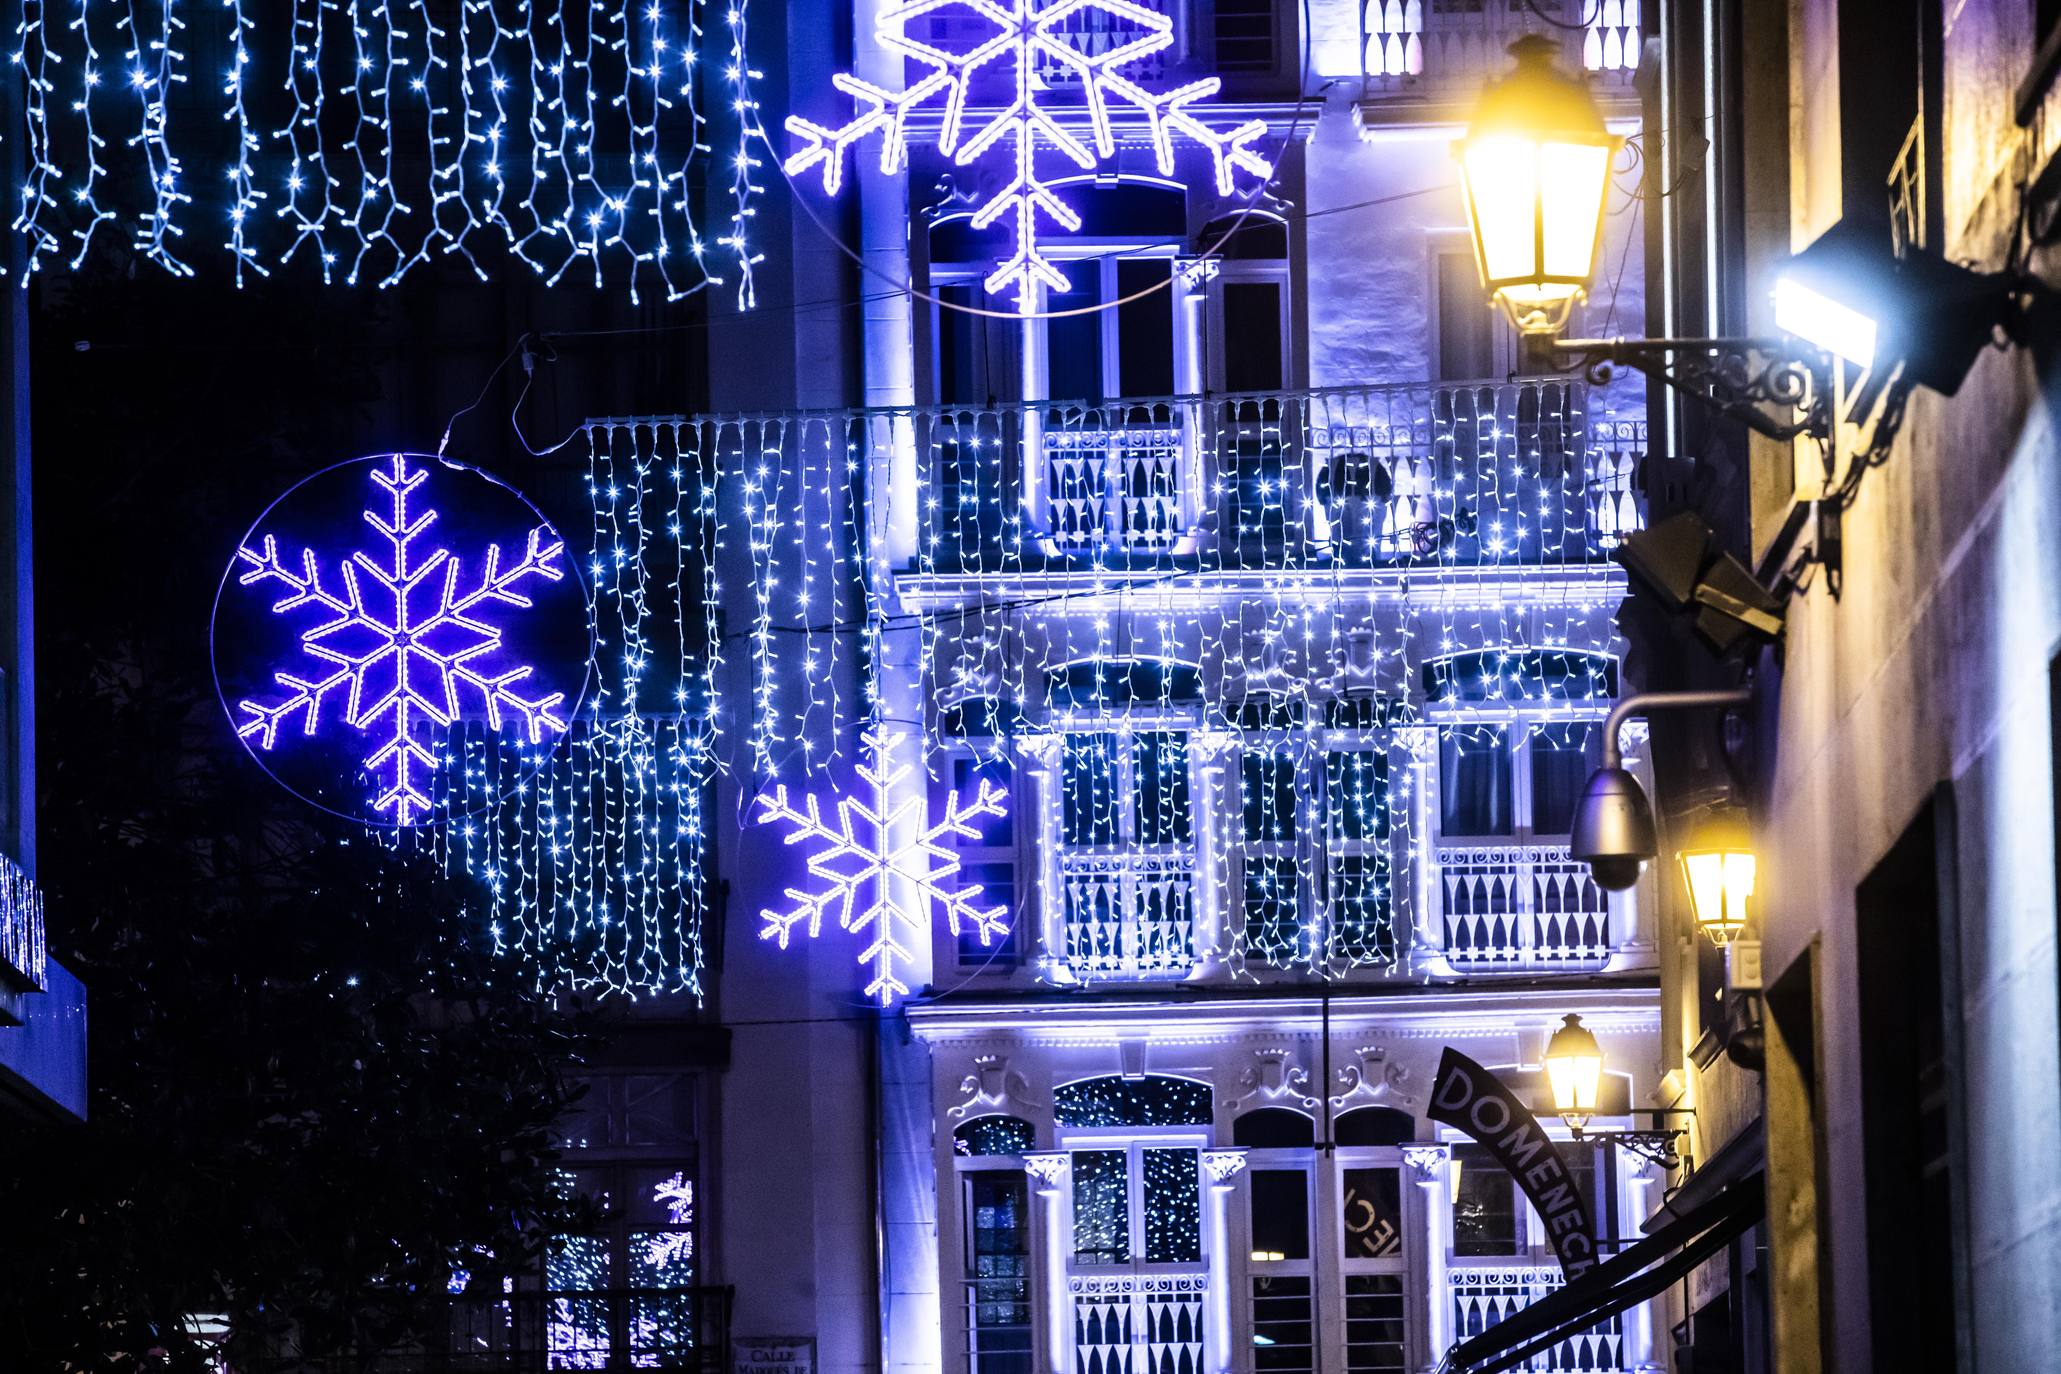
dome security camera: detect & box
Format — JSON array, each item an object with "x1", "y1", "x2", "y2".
[{"x1": 1569, "y1": 765, "x2": 1657, "y2": 892}]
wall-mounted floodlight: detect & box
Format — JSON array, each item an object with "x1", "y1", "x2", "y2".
[
  {"x1": 1616, "y1": 511, "x2": 1787, "y2": 658},
  {"x1": 1775, "y1": 216, "x2": 2021, "y2": 401}
]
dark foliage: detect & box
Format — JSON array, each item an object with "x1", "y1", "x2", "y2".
[{"x1": 0, "y1": 271, "x2": 597, "y2": 1372}]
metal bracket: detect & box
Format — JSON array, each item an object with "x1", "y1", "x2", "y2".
[
  {"x1": 1573, "y1": 1127, "x2": 1687, "y2": 1171},
  {"x1": 1553, "y1": 336, "x2": 1833, "y2": 443}
]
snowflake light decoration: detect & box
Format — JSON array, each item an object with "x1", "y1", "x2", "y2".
[
  {"x1": 757, "y1": 729, "x2": 1011, "y2": 1003},
  {"x1": 644, "y1": 1173, "x2": 697, "y2": 1272},
  {"x1": 783, "y1": 0, "x2": 1273, "y2": 312},
  {"x1": 221, "y1": 454, "x2": 580, "y2": 826}
]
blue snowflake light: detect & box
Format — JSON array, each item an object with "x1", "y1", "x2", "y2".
[{"x1": 217, "y1": 454, "x2": 587, "y2": 826}]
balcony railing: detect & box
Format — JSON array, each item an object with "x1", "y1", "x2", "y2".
[
  {"x1": 1361, "y1": 0, "x2": 1640, "y2": 98},
  {"x1": 0, "y1": 850, "x2": 46, "y2": 1021},
  {"x1": 316, "y1": 1286, "x2": 733, "y2": 1373},
  {"x1": 1436, "y1": 845, "x2": 1612, "y2": 971},
  {"x1": 1058, "y1": 849, "x2": 1197, "y2": 978},
  {"x1": 910, "y1": 378, "x2": 1644, "y2": 572},
  {"x1": 1450, "y1": 1264, "x2": 1625, "y2": 1371}
]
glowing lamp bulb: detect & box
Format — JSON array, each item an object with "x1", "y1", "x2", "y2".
[
  {"x1": 1543, "y1": 1013, "x2": 1604, "y2": 1130},
  {"x1": 1772, "y1": 274, "x2": 1878, "y2": 371}
]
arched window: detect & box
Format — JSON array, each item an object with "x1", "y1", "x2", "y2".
[
  {"x1": 1046, "y1": 657, "x2": 1205, "y2": 710},
  {"x1": 953, "y1": 1114, "x2": 1037, "y2": 1158},
  {"x1": 1232, "y1": 1106, "x2": 1316, "y2": 1149},
  {"x1": 1053, "y1": 1074, "x2": 1213, "y2": 1128},
  {"x1": 1335, "y1": 1105, "x2": 1416, "y2": 1147},
  {"x1": 1421, "y1": 649, "x2": 1621, "y2": 705},
  {"x1": 938, "y1": 694, "x2": 1026, "y2": 740}
]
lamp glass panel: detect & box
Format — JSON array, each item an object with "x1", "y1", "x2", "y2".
[
  {"x1": 1545, "y1": 1048, "x2": 1601, "y2": 1118},
  {"x1": 1462, "y1": 134, "x2": 1541, "y2": 285},
  {"x1": 1538, "y1": 139, "x2": 1612, "y2": 279},
  {"x1": 1683, "y1": 849, "x2": 1752, "y2": 937},
  {"x1": 1773, "y1": 275, "x2": 1878, "y2": 369}
]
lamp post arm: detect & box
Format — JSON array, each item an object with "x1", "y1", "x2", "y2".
[{"x1": 1601, "y1": 687, "x2": 1755, "y2": 770}]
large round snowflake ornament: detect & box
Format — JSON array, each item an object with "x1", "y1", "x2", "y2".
[
  {"x1": 212, "y1": 454, "x2": 589, "y2": 826},
  {"x1": 784, "y1": 0, "x2": 1274, "y2": 312}
]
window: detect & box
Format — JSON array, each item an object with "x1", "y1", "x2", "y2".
[
  {"x1": 1326, "y1": 748, "x2": 1394, "y2": 962},
  {"x1": 1528, "y1": 722, "x2": 1601, "y2": 836},
  {"x1": 1436, "y1": 247, "x2": 1498, "y2": 382},
  {"x1": 1440, "y1": 727, "x2": 1513, "y2": 837},
  {"x1": 1856, "y1": 792, "x2": 1966, "y2": 1370},
  {"x1": 544, "y1": 1073, "x2": 707, "y2": 1370},
  {"x1": 1208, "y1": 266, "x2": 1292, "y2": 394},
  {"x1": 1056, "y1": 731, "x2": 1198, "y2": 978},
  {"x1": 1335, "y1": 1145, "x2": 1409, "y2": 1374},
  {"x1": 939, "y1": 752, "x2": 1019, "y2": 972},
  {"x1": 1209, "y1": 0, "x2": 1277, "y2": 72},
  {"x1": 1042, "y1": 255, "x2": 1178, "y2": 403},
  {"x1": 955, "y1": 1115, "x2": 1037, "y2": 1158},
  {"x1": 1450, "y1": 1143, "x2": 1519, "y2": 1257},
  {"x1": 1241, "y1": 741, "x2": 1306, "y2": 963},
  {"x1": 1449, "y1": 1139, "x2": 1608, "y2": 1259},
  {"x1": 1054, "y1": 1075, "x2": 1213, "y2": 1128},
  {"x1": 1249, "y1": 1170, "x2": 1312, "y2": 1261},
  {"x1": 1222, "y1": 280, "x2": 1286, "y2": 392},
  {"x1": 964, "y1": 1173, "x2": 1034, "y2": 1374}
]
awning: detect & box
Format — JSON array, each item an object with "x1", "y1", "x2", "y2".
[{"x1": 1439, "y1": 1171, "x2": 1765, "y2": 1374}]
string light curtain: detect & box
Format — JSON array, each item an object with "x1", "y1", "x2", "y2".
[
  {"x1": 8, "y1": 0, "x2": 765, "y2": 300},
  {"x1": 427, "y1": 421, "x2": 722, "y2": 997},
  {"x1": 555, "y1": 381, "x2": 1643, "y2": 998}
]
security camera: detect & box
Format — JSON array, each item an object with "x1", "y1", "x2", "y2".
[{"x1": 1569, "y1": 764, "x2": 1657, "y2": 892}]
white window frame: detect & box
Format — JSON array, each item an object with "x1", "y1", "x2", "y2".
[
  {"x1": 1204, "y1": 258, "x2": 1294, "y2": 394},
  {"x1": 1045, "y1": 715, "x2": 1205, "y2": 980}
]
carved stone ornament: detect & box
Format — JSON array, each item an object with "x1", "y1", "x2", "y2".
[
  {"x1": 1023, "y1": 1152, "x2": 1071, "y2": 1190},
  {"x1": 1400, "y1": 1143, "x2": 1450, "y2": 1184},
  {"x1": 1330, "y1": 1043, "x2": 1417, "y2": 1109},
  {"x1": 1225, "y1": 1047, "x2": 1321, "y2": 1114},
  {"x1": 948, "y1": 1053, "x2": 1042, "y2": 1120},
  {"x1": 1200, "y1": 1149, "x2": 1250, "y2": 1184}
]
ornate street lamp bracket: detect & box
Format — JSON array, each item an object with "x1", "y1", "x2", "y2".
[
  {"x1": 1570, "y1": 1125, "x2": 1688, "y2": 1171},
  {"x1": 1554, "y1": 336, "x2": 1833, "y2": 443}
]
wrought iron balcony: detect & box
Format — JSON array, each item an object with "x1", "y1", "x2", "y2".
[
  {"x1": 1436, "y1": 844, "x2": 1614, "y2": 972},
  {"x1": 306, "y1": 1285, "x2": 734, "y2": 1373},
  {"x1": 1361, "y1": 0, "x2": 1641, "y2": 99},
  {"x1": 917, "y1": 378, "x2": 1645, "y2": 575},
  {"x1": 1056, "y1": 850, "x2": 1198, "y2": 980},
  {"x1": 1449, "y1": 1263, "x2": 1627, "y2": 1372},
  {"x1": 0, "y1": 849, "x2": 47, "y2": 1025}
]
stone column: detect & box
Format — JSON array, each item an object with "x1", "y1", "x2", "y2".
[
  {"x1": 1201, "y1": 1148, "x2": 1251, "y2": 1374},
  {"x1": 1024, "y1": 1151, "x2": 1074, "y2": 1374},
  {"x1": 1403, "y1": 1143, "x2": 1454, "y2": 1370}
]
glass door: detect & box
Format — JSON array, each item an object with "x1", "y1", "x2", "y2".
[{"x1": 1063, "y1": 1129, "x2": 1209, "y2": 1374}]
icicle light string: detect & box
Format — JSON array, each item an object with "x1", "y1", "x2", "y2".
[
  {"x1": 495, "y1": 375, "x2": 1634, "y2": 1001},
  {"x1": 10, "y1": 0, "x2": 756, "y2": 297}
]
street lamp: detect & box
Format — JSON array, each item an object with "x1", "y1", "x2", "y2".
[
  {"x1": 1455, "y1": 35, "x2": 1622, "y2": 336},
  {"x1": 1542, "y1": 1012, "x2": 1690, "y2": 1168},
  {"x1": 1542, "y1": 1013, "x2": 1603, "y2": 1130},
  {"x1": 1677, "y1": 810, "x2": 1755, "y2": 946}
]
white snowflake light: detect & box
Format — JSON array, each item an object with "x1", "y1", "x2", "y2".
[
  {"x1": 232, "y1": 454, "x2": 571, "y2": 825},
  {"x1": 783, "y1": 0, "x2": 1273, "y2": 312},
  {"x1": 756, "y1": 728, "x2": 1011, "y2": 1003}
]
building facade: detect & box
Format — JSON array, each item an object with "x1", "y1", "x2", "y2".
[
  {"x1": 691, "y1": 4, "x2": 1680, "y2": 1374},
  {"x1": 0, "y1": 68, "x2": 85, "y2": 1132},
  {"x1": 1651, "y1": 0, "x2": 2061, "y2": 1371}
]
